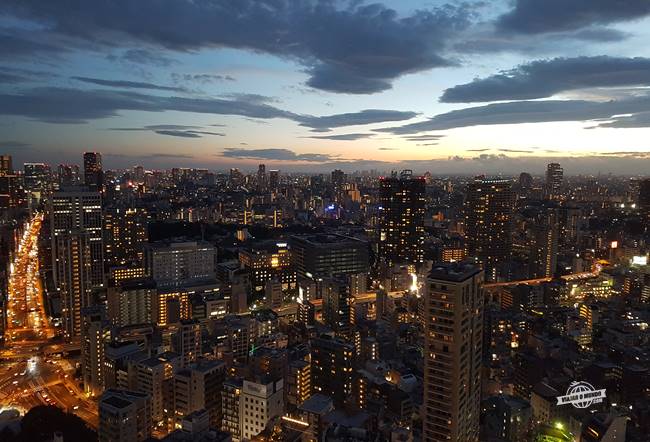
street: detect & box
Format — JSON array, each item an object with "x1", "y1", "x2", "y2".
[{"x1": 0, "y1": 214, "x2": 98, "y2": 428}]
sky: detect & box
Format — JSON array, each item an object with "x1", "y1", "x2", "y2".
[{"x1": 1, "y1": 0, "x2": 650, "y2": 175}]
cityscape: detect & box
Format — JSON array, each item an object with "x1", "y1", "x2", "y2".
[{"x1": 1, "y1": 1, "x2": 650, "y2": 442}]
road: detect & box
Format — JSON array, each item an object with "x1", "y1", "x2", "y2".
[{"x1": 0, "y1": 214, "x2": 98, "y2": 428}]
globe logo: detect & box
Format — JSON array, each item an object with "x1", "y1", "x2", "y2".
[{"x1": 556, "y1": 381, "x2": 606, "y2": 409}]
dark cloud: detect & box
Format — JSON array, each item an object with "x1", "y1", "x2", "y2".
[
  {"x1": 109, "y1": 124, "x2": 224, "y2": 138},
  {"x1": 402, "y1": 134, "x2": 446, "y2": 141},
  {"x1": 1, "y1": 0, "x2": 472, "y2": 94},
  {"x1": 0, "y1": 141, "x2": 31, "y2": 149},
  {"x1": 118, "y1": 49, "x2": 176, "y2": 67},
  {"x1": 379, "y1": 93, "x2": 650, "y2": 134},
  {"x1": 307, "y1": 133, "x2": 373, "y2": 141},
  {"x1": 0, "y1": 32, "x2": 64, "y2": 58},
  {"x1": 0, "y1": 72, "x2": 26, "y2": 84},
  {"x1": 417, "y1": 143, "x2": 439, "y2": 146},
  {"x1": 297, "y1": 109, "x2": 417, "y2": 131},
  {"x1": 442, "y1": 56, "x2": 650, "y2": 103},
  {"x1": 378, "y1": 147, "x2": 397, "y2": 150},
  {"x1": 497, "y1": 0, "x2": 650, "y2": 34},
  {"x1": 172, "y1": 73, "x2": 235, "y2": 84},
  {"x1": 154, "y1": 130, "x2": 201, "y2": 138},
  {"x1": 0, "y1": 86, "x2": 416, "y2": 132},
  {"x1": 72, "y1": 76, "x2": 186, "y2": 92},
  {"x1": 221, "y1": 148, "x2": 336, "y2": 162}
]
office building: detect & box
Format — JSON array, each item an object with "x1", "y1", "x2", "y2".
[
  {"x1": 99, "y1": 389, "x2": 152, "y2": 442},
  {"x1": 84, "y1": 151, "x2": 104, "y2": 190},
  {"x1": 287, "y1": 358, "x2": 311, "y2": 408},
  {"x1": 144, "y1": 240, "x2": 216, "y2": 288},
  {"x1": 289, "y1": 233, "x2": 369, "y2": 278},
  {"x1": 50, "y1": 188, "x2": 104, "y2": 338},
  {"x1": 104, "y1": 207, "x2": 148, "y2": 266},
  {"x1": 545, "y1": 163, "x2": 563, "y2": 201},
  {"x1": 379, "y1": 170, "x2": 426, "y2": 266},
  {"x1": 423, "y1": 262, "x2": 484, "y2": 442},
  {"x1": 464, "y1": 178, "x2": 513, "y2": 281},
  {"x1": 311, "y1": 335, "x2": 354, "y2": 406}
]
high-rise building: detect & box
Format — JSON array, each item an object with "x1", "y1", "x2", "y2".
[
  {"x1": 639, "y1": 178, "x2": 650, "y2": 220},
  {"x1": 239, "y1": 377, "x2": 284, "y2": 440},
  {"x1": 173, "y1": 360, "x2": 226, "y2": 428},
  {"x1": 99, "y1": 389, "x2": 152, "y2": 442},
  {"x1": 530, "y1": 209, "x2": 559, "y2": 279},
  {"x1": 321, "y1": 276, "x2": 354, "y2": 339},
  {"x1": 107, "y1": 279, "x2": 155, "y2": 327},
  {"x1": 269, "y1": 169, "x2": 279, "y2": 191},
  {"x1": 423, "y1": 262, "x2": 484, "y2": 442},
  {"x1": 84, "y1": 152, "x2": 104, "y2": 190},
  {"x1": 144, "y1": 240, "x2": 216, "y2": 288},
  {"x1": 290, "y1": 233, "x2": 369, "y2": 279},
  {"x1": 50, "y1": 189, "x2": 104, "y2": 338},
  {"x1": 104, "y1": 207, "x2": 148, "y2": 266},
  {"x1": 257, "y1": 163, "x2": 267, "y2": 192},
  {"x1": 23, "y1": 162, "x2": 51, "y2": 194},
  {"x1": 172, "y1": 320, "x2": 202, "y2": 368},
  {"x1": 379, "y1": 170, "x2": 426, "y2": 266},
  {"x1": 545, "y1": 163, "x2": 563, "y2": 201},
  {"x1": 0, "y1": 155, "x2": 12, "y2": 174},
  {"x1": 58, "y1": 164, "x2": 81, "y2": 188},
  {"x1": 81, "y1": 306, "x2": 111, "y2": 397},
  {"x1": 127, "y1": 353, "x2": 180, "y2": 423},
  {"x1": 331, "y1": 169, "x2": 346, "y2": 189},
  {"x1": 0, "y1": 174, "x2": 26, "y2": 209},
  {"x1": 310, "y1": 335, "x2": 354, "y2": 406},
  {"x1": 221, "y1": 377, "x2": 243, "y2": 441},
  {"x1": 464, "y1": 178, "x2": 513, "y2": 281}
]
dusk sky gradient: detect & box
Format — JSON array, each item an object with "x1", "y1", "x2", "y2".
[{"x1": 2, "y1": 0, "x2": 650, "y2": 174}]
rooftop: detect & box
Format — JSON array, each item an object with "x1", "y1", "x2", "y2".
[{"x1": 429, "y1": 261, "x2": 482, "y2": 282}]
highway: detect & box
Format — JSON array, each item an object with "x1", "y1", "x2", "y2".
[{"x1": 0, "y1": 214, "x2": 98, "y2": 428}]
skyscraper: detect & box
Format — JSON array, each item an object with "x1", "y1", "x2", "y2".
[
  {"x1": 269, "y1": 169, "x2": 279, "y2": 191},
  {"x1": 58, "y1": 164, "x2": 81, "y2": 188},
  {"x1": 464, "y1": 178, "x2": 513, "y2": 281},
  {"x1": 23, "y1": 162, "x2": 52, "y2": 193},
  {"x1": 103, "y1": 206, "x2": 148, "y2": 266},
  {"x1": 639, "y1": 178, "x2": 650, "y2": 220},
  {"x1": 423, "y1": 262, "x2": 484, "y2": 442},
  {"x1": 530, "y1": 209, "x2": 559, "y2": 279},
  {"x1": 310, "y1": 335, "x2": 354, "y2": 406},
  {"x1": 81, "y1": 306, "x2": 110, "y2": 397},
  {"x1": 50, "y1": 188, "x2": 104, "y2": 338},
  {"x1": 257, "y1": 163, "x2": 267, "y2": 192},
  {"x1": 379, "y1": 170, "x2": 426, "y2": 266},
  {"x1": 84, "y1": 151, "x2": 104, "y2": 190},
  {"x1": 98, "y1": 389, "x2": 152, "y2": 442},
  {"x1": 0, "y1": 155, "x2": 12, "y2": 175},
  {"x1": 545, "y1": 163, "x2": 563, "y2": 201}
]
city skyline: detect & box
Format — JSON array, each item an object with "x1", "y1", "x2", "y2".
[{"x1": 2, "y1": 1, "x2": 650, "y2": 174}]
